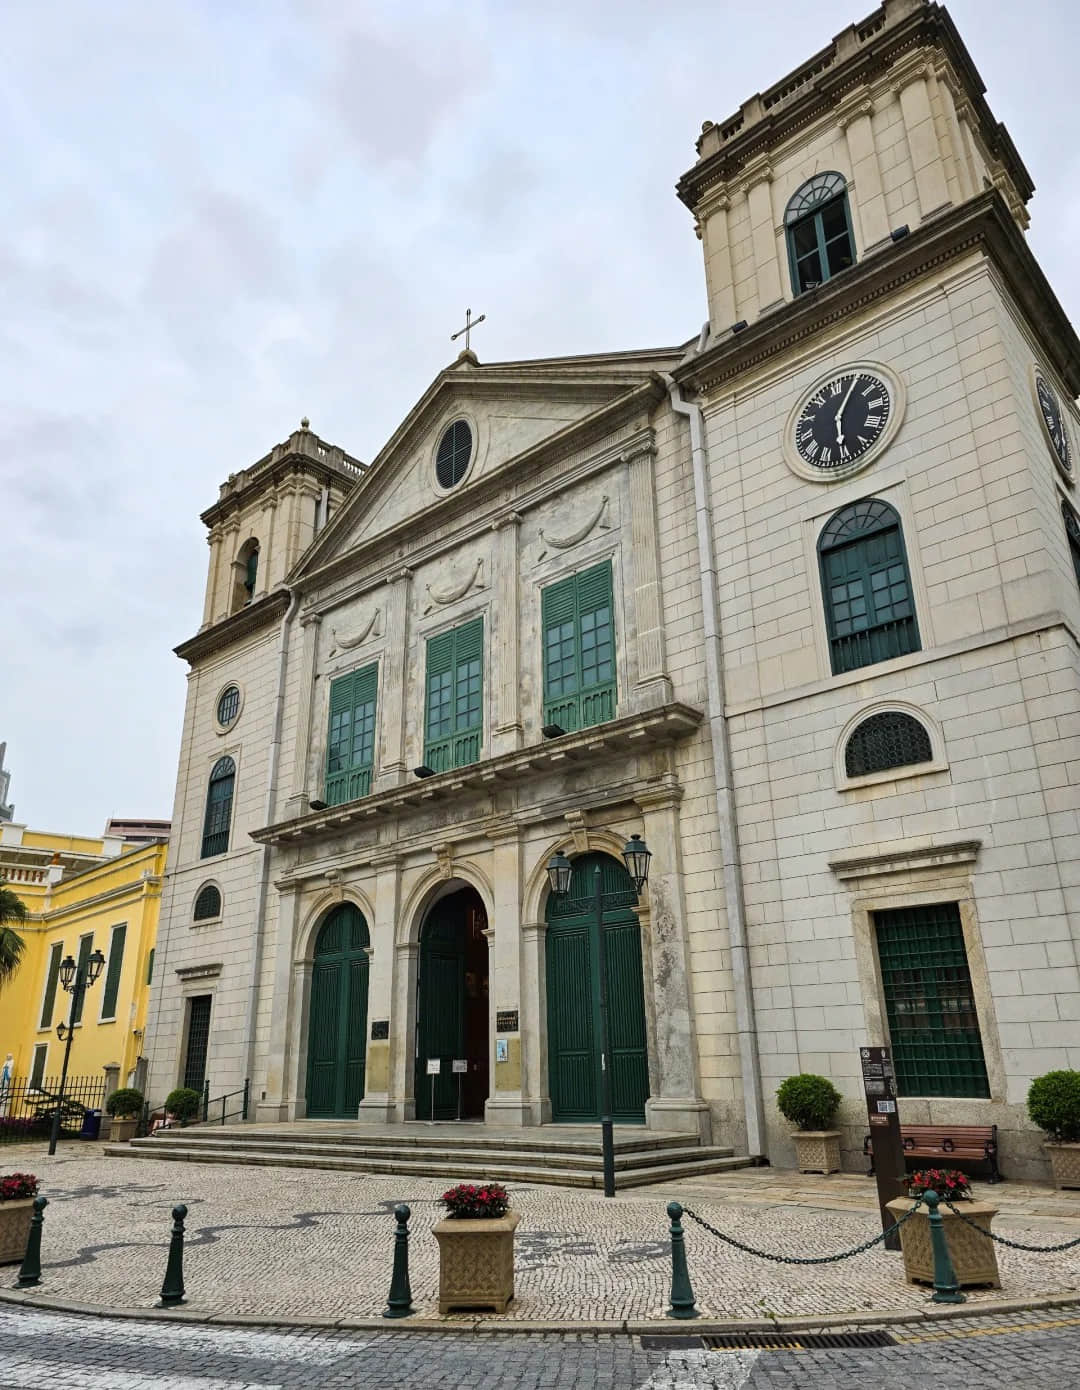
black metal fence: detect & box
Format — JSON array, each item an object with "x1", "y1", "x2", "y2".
[{"x1": 0, "y1": 1076, "x2": 107, "y2": 1145}]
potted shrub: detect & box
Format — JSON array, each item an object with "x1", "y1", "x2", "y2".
[
  {"x1": 1028, "y1": 1070, "x2": 1080, "y2": 1189},
  {"x1": 105, "y1": 1087, "x2": 144, "y2": 1142},
  {"x1": 776, "y1": 1074, "x2": 843, "y2": 1174},
  {"x1": 0, "y1": 1173, "x2": 38, "y2": 1265},
  {"x1": 163, "y1": 1087, "x2": 202, "y2": 1128},
  {"x1": 432, "y1": 1182, "x2": 519, "y2": 1313},
  {"x1": 887, "y1": 1168, "x2": 1000, "y2": 1288}
]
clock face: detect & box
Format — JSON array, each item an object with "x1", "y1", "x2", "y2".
[
  {"x1": 1035, "y1": 372, "x2": 1072, "y2": 476},
  {"x1": 794, "y1": 370, "x2": 893, "y2": 472}
]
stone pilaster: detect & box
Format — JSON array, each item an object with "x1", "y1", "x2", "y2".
[
  {"x1": 358, "y1": 857, "x2": 401, "y2": 1123},
  {"x1": 699, "y1": 191, "x2": 736, "y2": 331},
  {"x1": 258, "y1": 883, "x2": 301, "y2": 1122},
  {"x1": 202, "y1": 525, "x2": 223, "y2": 628},
  {"x1": 741, "y1": 160, "x2": 783, "y2": 313},
  {"x1": 634, "y1": 784, "x2": 712, "y2": 1141},
  {"x1": 626, "y1": 445, "x2": 672, "y2": 711},
  {"x1": 839, "y1": 97, "x2": 890, "y2": 250},
  {"x1": 259, "y1": 493, "x2": 279, "y2": 599},
  {"x1": 484, "y1": 827, "x2": 529, "y2": 1125},
  {"x1": 519, "y1": 920, "x2": 551, "y2": 1124},
  {"x1": 285, "y1": 612, "x2": 322, "y2": 818},
  {"x1": 388, "y1": 940, "x2": 419, "y2": 1121},
  {"x1": 896, "y1": 65, "x2": 950, "y2": 219},
  {"x1": 490, "y1": 512, "x2": 523, "y2": 755},
  {"x1": 377, "y1": 568, "x2": 413, "y2": 787}
]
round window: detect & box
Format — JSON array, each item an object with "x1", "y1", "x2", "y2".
[
  {"x1": 217, "y1": 686, "x2": 241, "y2": 729},
  {"x1": 435, "y1": 420, "x2": 473, "y2": 490}
]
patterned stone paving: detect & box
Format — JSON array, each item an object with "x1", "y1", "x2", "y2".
[{"x1": 1, "y1": 1144, "x2": 1077, "y2": 1324}]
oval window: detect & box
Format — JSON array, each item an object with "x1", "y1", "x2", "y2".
[
  {"x1": 435, "y1": 420, "x2": 473, "y2": 490},
  {"x1": 217, "y1": 686, "x2": 241, "y2": 729}
]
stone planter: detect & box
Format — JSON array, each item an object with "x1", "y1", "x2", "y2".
[
  {"x1": 791, "y1": 1130, "x2": 842, "y2": 1175},
  {"x1": 433, "y1": 1210, "x2": 521, "y2": 1313},
  {"x1": 1044, "y1": 1142, "x2": 1080, "y2": 1190},
  {"x1": 0, "y1": 1199, "x2": 34, "y2": 1266},
  {"x1": 107, "y1": 1115, "x2": 138, "y2": 1142},
  {"x1": 886, "y1": 1197, "x2": 1000, "y2": 1289}
]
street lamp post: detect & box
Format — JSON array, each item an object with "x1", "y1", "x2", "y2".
[
  {"x1": 547, "y1": 833, "x2": 651, "y2": 1198},
  {"x1": 49, "y1": 948, "x2": 106, "y2": 1155}
]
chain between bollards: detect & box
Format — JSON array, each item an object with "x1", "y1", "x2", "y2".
[
  {"x1": 157, "y1": 1203, "x2": 188, "y2": 1308},
  {"x1": 665, "y1": 1201, "x2": 699, "y2": 1320},
  {"x1": 16, "y1": 1195, "x2": 47, "y2": 1288},
  {"x1": 923, "y1": 1189, "x2": 966, "y2": 1305},
  {"x1": 383, "y1": 1203, "x2": 413, "y2": 1318}
]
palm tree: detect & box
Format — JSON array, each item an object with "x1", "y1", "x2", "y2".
[{"x1": 0, "y1": 883, "x2": 28, "y2": 988}]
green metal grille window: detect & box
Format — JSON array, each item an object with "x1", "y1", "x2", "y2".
[
  {"x1": 200, "y1": 756, "x2": 235, "y2": 858},
  {"x1": 424, "y1": 617, "x2": 484, "y2": 771},
  {"x1": 874, "y1": 902, "x2": 990, "y2": 1098},
  {"x1": 100, "y1": 924, "x2": 126, "y2": 1021},
  {"x1": 1064, "y1": 501, "x2": 1080, "y2": 593},
  {"x1": 71, "y1": 934, "x2": 93, "y2": 1025},
  {"x1": 324, "y1": 663, "x2": 378, "y2": 805},
  {"x1": 845, "y1": 711, "x2": 932, "y2": 778},
  {"x1": 541, "y1": 560, "x2": 616, "y2": 733},
  {"x1": 39, "y1": 941, "x2": 63, "y2": 1029},
  {"x1": 785, "y1": 172, "x2": 856, "y2": 295},
  {"x1": 193, "y1": 884, "x2": 222, "y2": 921},
  {"x1": 819, "y1": 499, "x2": 919, "y2": 675}
]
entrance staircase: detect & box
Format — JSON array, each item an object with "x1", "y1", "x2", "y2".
[{"x1": 107, "y1": 1120, "x2": 756, "y2": 1189}]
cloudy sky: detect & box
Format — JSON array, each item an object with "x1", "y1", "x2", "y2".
[{"x1": 3, "y1": 0, "x2": 1078, "y2": 833}]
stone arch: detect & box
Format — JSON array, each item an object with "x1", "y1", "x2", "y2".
[
  {"x1": 296, "y1": 887, "x2": 376, "y2": 964},
  {"x1": 397, "y1": 859, "x2": 494, "y2": 947},
  {"x1": 521, "y1": 828, "x2": 645, "y2": 927}
]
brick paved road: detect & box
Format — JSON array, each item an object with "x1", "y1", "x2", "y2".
[{"x1": 2, "y1": 1306, "x2": 1079, "y2": 1389}]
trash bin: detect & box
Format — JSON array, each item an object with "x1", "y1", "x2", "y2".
[{"x1": 79, "y1": 1109, "x2": 102, "y2": 1140}]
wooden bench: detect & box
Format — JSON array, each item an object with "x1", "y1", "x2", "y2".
[{"x1": 864, "y1": 1123, "x2": 1001, "y2": 1183}]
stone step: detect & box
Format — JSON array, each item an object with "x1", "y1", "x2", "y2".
[
  {"x1": 107, "y1": 1139, "x2": 754, "y2": 1189},
  {"x1": 118, "y1": 1134, "x2": 735, "y2": 1174}
]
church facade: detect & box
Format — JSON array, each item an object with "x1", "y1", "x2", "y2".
[{"x1": 146, "y1": 0, "x2": 1080, "y2": 1179}]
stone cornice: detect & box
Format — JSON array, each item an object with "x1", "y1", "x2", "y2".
[
  {"x1": 678, "y1": 2, "x2": 1033, "y2": 212},
  {"x1": 175, "y1": 589, "x2": 291, "y2": 666},
  {"x1": 830, "y1": 838, "x2": 980, "y2": 882},
  {"x1": 673, "y1": 191, "x2": 1080, "y2": 398},
  {"x1": 251, "y1": 702, "x2": 703, "y2": 847}
]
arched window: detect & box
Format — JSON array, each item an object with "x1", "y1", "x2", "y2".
[
  {"x1": 232, "y1": 539, "x2": 260, "y2": 613},
  {"x1": 785, "y1": 172, "x2": 856, "y2": 295},
  {"x1": 200, "y1": 757, "x2": 235, "y2": 859},
  {"x1": 193, "y1": 883, "x2": 222, "y2": 921},
  {"x1": 1064, "y1": 501, "x2": 1080, "y2": 592},
  {"x1": 819, "y1": 498, "x2": 920, "y2": 674},
  {"x1": 845, "y1": 711, "x2": 933, "y2": 778}
]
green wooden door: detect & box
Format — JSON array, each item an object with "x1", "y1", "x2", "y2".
[
  {"x1": 545, "y1": 853, "x2": 649, "y2": 1122},
  {"x1": 306, "y1": 904, "x2": 370, "y2": 1118},
  {"x1": 416, "y1": 905, "x2": 466, "y2": 1120}
]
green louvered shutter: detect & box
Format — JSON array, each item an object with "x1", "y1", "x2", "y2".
[
  {"x1": 146, "y1": 947, "x2": 155, "y2": 985},
  {"x1": 324, "y1": 663, "x2": 378, "y2": 806},
  {"x1": 40, "y1": 941, "x2": 63, "y2": 1028},
  {"x1": 424, "y1": 619, "x2": 483, "y2": 771},
  {"x1": 71, "y1": 934, "x2": 93, "y2": 1024},
  {"x1": 100, "y1": 924, "x2": 127, "y2": 1020},
  {"x1": 542, "y1": 561, "x2": 615, "y2": 731}
]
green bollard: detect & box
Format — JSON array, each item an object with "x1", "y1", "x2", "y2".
[
  {"x1": 665, "y1": 1201, "x2": 699, "y2": 1320},
  {"x1": 924, "y1": 1190, "x2": 966, "y2": 1305},
  {"x1": 157, "y1": 1203, "x2": 188, "y2": 1308},
  {"x1": 383, "y1": 1203, "x2": 413, "y2": 1318},
  {"x1": 16, "y1": 1195, "x2": 48, "y2": 1288}
]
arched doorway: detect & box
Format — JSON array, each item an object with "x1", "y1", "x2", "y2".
[
  {"x1": 305, "y1": 903, "x2": 370, "y2": 1118},
  {"x1": 415, "y1": 886, "x2": 489, "y2": 1120},
  {"x1": 545, "y1": 852, "x2": 649, "y2": 1123}
]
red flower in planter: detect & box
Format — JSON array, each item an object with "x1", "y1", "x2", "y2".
[
  {"x1": 905, "y1": 1167, "x2": 972, "y2": 1200},
  {"x1": 441, "y1": 1181, "x2": 510, "y2": 1219},
  {"x1": 0, "y1": 1173, "x2": 39, "y2": 1202}
]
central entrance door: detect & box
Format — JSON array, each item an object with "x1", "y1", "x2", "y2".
[
  {"x1": 305, "y1": 903, "x2": 370, "y2": 1119},
  {"x1": 415, "y1": 886, "x2": 489, "y2": 1120},
  {"x1": 545, "y1": 852, "x2": 649, "y2": 1123}
]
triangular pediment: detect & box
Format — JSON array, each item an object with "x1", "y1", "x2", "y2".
[{"x1": 294, "y1": 347, "x2": 683, "y2": 580}]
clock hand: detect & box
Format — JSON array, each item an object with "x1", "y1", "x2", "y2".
[{"x1": 835, "y1": 375, "x2": 858, "y2": 444}]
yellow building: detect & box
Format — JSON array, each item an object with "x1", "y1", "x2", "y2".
[{"x1": 0, "y1": 820, "x2": 168, "y2": 1091}]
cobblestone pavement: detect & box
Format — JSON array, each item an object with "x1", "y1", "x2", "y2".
[
  {"x1": 2, "y1": 1304, "x2": 1080, "y2": 1388},
  {"x1": 0, "y1": 1145, "x2": 1077, "y2": 1324}
]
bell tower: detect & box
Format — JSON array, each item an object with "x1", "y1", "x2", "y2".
[
  {"x1": 678, "y1": 0, "x2": 1032, "y2": 334},
  {"x1": 199, "y1": 420, "x2": 365, "y2": 631}
]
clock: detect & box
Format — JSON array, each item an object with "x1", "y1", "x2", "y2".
[
  {"x1": 793, "y1": 369, "x2": 893, "y2": 473},
  {"x1": 1033, "y1": 369, "x2": 1073, "y2": 480}
]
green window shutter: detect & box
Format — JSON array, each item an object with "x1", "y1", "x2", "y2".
[
  {"x1": 541, "y1": 562, "x2": 615, "y2": 732},
  {"x1": 100, "y1": 924, "x2": 127, "y2": 1020},
  {"x1": 40, "y1": 941, "x2": 63, "y2": 1029},
  {"x1": 424, "y1": 619, "x2": 484, "y2": 771},
  {"x1": 146, "y1": 948, "x2": 155, "y2": 985},
  {"x1": 71, "y1": 934, "x2": 93, "y2": 1025},
  {"x1": 325, "y1": 663, "x2": 378, "y2": 806},
  {"x1": 30, "y1": 1044, "x2": 47, "y2": 1089}
]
